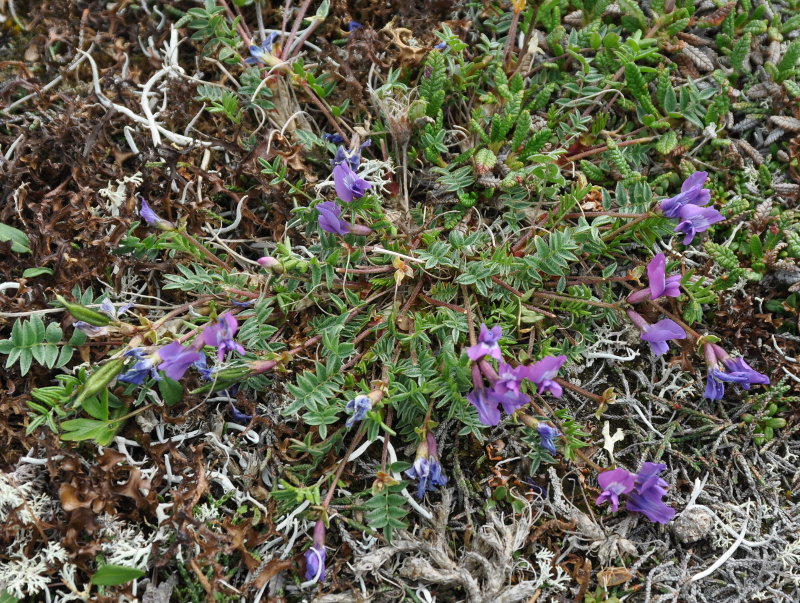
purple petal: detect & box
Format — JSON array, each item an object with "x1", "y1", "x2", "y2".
[
  {"x1": 663, "y1": 274, "x2": 682, "y2": 298},
  {"x1": 333, "y1": 163, "x2": 356, "y2": 202},
  {"x1": 640, "y1": 318, "x2": 686, "y2": 343},
  {"x1": 139, "y1": 199, "x2": 160, "y2": 226},
  {"x1": 317, "y1": 201, "x2": 350, "y2": 235},
  {"x1": 626, "y1": 490, "x2": 676, "y2": 523},
  {"x1": 157, "y1": 341, "x2": 203, "y2": 381},
  {"x1": 681, "y1": 171, "x2": 708, "y2": 192},
  {"x1": 467, "y1": 388, "x2": 501, "y2": 426},
  {"x1": 647, "y1": 253, "x2": 667, "y2": 299}
]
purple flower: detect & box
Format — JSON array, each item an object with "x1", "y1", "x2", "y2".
[
  {"x1": 228, "y1": 403, "x2": 253, "y2": 423},
  {"x1": 333, "y1": 142, "x2": 371, "y2": 171},
  {"x1": 466, "y1": 324, "x2": 503, "y2": 361},
  {"x1": 304, "y1": 520, "x2": 326, "y2": 582},
  {"x1": 537, "y1": 423, "x2": 560, "y2": 456},
  {"x1": 660, "y1": 171, "x2": 711, "y2": 219},
  {"x1": 518, "y1": 355, "x2": 567, "y2": 397},
  {"x1": 193, "y1": 355, "x2": 215, "y2": 381},
  {"x1": 347, "y1": 20, "x2": 363, "y2": 32},
  {"x1": 317, "y1": 201, "x2": 351, "y2": 235},
  {"x1": 596, "y1": 463, "x2": 675, "y2": 523},
  {"x1": 345, "y1": 394, "x2": 372, "y2": 428},
  {"x1": 674, "y1": 204, "x2": 724, "y2": 245},
  {"x1": 201, "y1": 313, "x2": 245, "y2": 361},
  {"x1": 596, "y1": 468, "x2": 636, "y2": 512},
  {"x1": 323, "y1": 133, "x2": 345, "y2": 144},
  {"x1": 467, "y1": 386, "x2": 502, "y2": 426},
  {"x1": 139, "y1": 199, "x2": 174, "y2": 230},
  {"x1": 405, "y1": 432, "x2": 448, "y2": 498},
  {"x1": 434, "y1": 41, "x2": 448, "y2": 50},
  {"x1": 626, "y1": 462, "x2": 675, "y2": 524},
  {"x1": 627, "y1": 310, "x2": 686, "y2": 356},
  {"x1": 703, "y1": 344, "x2": 769, "y2": 400},
  {"x1": 157, "y1": 341, "x2": 203, "y2": 381},
  {"x1": 333, "y1": 162, "x2": 371, "y2": 202},
  {"x1": 244, "y1": 32, "x2": 280, "y2": 67},
  {"x1": 316, "y1": 201, "x2": 373, "y2": 236},
  {"x1": 628, "y1": 253, "x2": 682, "y2": 303},
  {"x1": 118, "y1": 348, "x2": 159, "y2": 385}
]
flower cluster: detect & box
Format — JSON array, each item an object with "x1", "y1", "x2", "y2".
[
  {"x1": 117, "y1": 313, "x2": 245, "y2": 386},
  {"x1": 118, "y1": 342, "x2": 202, "y2": 385},
  {"x1": 703, "y1": 342, "x2": 769, "y2": 400},
  {"x1": 659, "y1": 171, "x2": 724, "y2": 245},
  {"x1": 596, "y1": 463, "x2": 675, "y2": 524},
  {"x1": 317, "y1": 145, "x2": 373, "y2": 235},
  {"x1": 465, "y1": 324, "x2": 566, "y2": 426},
  {"x1": 405, "y1": 430, "x2": 448, "y2": 499}
]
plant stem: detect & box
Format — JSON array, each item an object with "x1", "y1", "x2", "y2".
[
  {"x1": 601, "y1": 213, "x2": 654, "y2": 242},
  {"x1": 322, "y1": 425, "x2": 366, "y2": 509}
]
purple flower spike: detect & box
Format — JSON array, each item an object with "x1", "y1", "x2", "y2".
[
  {"x1": 304, "y1": 520, "x2": 326, "y2": 582},
  {"x1": 466, "y1": 324, "x2": 503, "y2": 361},
  {"x1": 522, "y1": 355, "x2": 567, "y2": 397},
  {"x1": 157, "y1": 341, "x2": 203, "y2": 381},
  {"x1": 596, "y1": 468, "x2": 636, "y2": 512},
  {"x1": 333, "y1": 162, "x2": 371, "y2": 202},
  {"x1": 674, "y1": 204, "x2": 724, "y2": 245},
  {"x1": 660, "y1": 171, "x2": 711, "y2": 219},
  {"x1": 202, "y1": 313, "x2": 245, "y2": 362},
  {"x1": 626, "y1": 463, "x2": 676, "y2": 524},
  {"x1": 537, "y1": 423, "x2": 560, "y2": 456}
]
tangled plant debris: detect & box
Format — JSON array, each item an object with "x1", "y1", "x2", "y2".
[{"x1": 1, "y1": 0, "x2": 800, "y2": 601}]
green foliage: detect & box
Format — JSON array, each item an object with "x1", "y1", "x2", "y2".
[
  {"x1": 365, "y1": 483, "x2": 409, "y2": 544},
  {"x1": 0, "y1": 315, "x2": 84, "y2": 376},
  {"x1": 420, "y1": 51, "x2": 447, "y2": 118}
]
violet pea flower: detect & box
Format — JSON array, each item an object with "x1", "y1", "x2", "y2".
[
  {"x1": 118, "y1": 349, "x2": 160, "y2": 385},
  {"x1": 596, "y1": 467, "x2": 636, "y2": 512},
  {"x1": 628, "y1": 253, "x2": 682, "y2": 303},
  {"x1": 404, "y1": 431, "x2": 448, "y2": 499},
  {"x1": 317, "y1": 201, "x2": 372, "y2": 236},
  {"x1": 244, "y1": 32, "x2": 280, "y2": 67},
  {"x1": 304, "y1": 520, "x2": 327, "y2": 583},
  {"x1": 627, "y1": 310, "x2": 686, "y2": 356},
  {"x1": 333, "y1": 161, "x2": 371, "y2": 202},
  {"x1": 201, "y1": 313, "x2": 245, "y2": 362},
  {"x1": 344, "y1": 394, "x2": 372, "y2": 428},
  {"x1": 660, "y1": 171, "x2": 711, "y2": 219},
  {"x1": 674, "y1": 204, "x2": 724, "y2": 245},
  {"x1": 537, "y1": 423, "x2": 560, "y2": 456},
  {"x1": 626, "y1": 462, "x2": 676, "y2": 524},
  {"x1": 139, "y1": 199, "x2": 174, "y2": 230},
  {"x1": 157, "y1": 341, "x2": 203, "y2": 381},
  {"x1": 703, "y1": 343, "x2": 769, "y2": 400},
  {"x1": 466, "y1": 323, "x2": 503, "y2": 361},
  {"x1": 518, "y1": 355, "x2": 567, "y2": 398}
]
